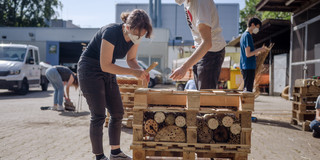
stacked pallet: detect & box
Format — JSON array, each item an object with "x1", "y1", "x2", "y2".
[
  {"x1": 105, "y1": 77, "x2": 147, "y2": 128},
  {"x1": 131, "y1": 89, "x2": 254, "y2": 160},
  {"x1": 291, "y1": 79, "x2": 320, "y2": 131}
]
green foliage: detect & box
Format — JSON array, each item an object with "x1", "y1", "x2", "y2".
[
  {"x1": 240, "y1": 0, "x2": 291, "y2": 33},
  {"x1": 0, "y1": 0, "x2": 62, "y2": 27}
]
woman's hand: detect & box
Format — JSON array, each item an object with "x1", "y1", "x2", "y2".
[{"x1": 133, "y1": 69, "x2": 148, "y2": 81}]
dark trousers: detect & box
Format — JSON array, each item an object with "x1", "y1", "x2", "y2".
[
  {"x1": 241, "y1": 69, "x2": 255, "y2": 92},
  {"x1": 77, "y1": 56, "x2": 124, "y2": 154},
  {"x1": 193, "y1": 48, "x2": 225, "y2": 90}
]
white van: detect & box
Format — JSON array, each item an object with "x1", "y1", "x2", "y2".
[
  {"x1": 0, "y1": 44, "x2": 49, "y2": 95},
  {"x1": 115, "y1": 59, "x2": 162, "y2": 88}
]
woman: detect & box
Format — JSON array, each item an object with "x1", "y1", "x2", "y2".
[
  {"x1": 77, "y1": 9, "x2": 152, "y2": 160},
  {"x1": 45, "y1": 65, "x2": 78, "y2": 111}
]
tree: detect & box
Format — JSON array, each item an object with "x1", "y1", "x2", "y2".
[
  {"x1": 0, "y1": 0, "x2": 62, "y2": 27},
  {"x1": 240, "y1": 0, "x2": 291, "y2": 33}
]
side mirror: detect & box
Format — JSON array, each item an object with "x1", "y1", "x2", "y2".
[{"x1": 28, "y1": 57, "x2": 34, "y2": 64}]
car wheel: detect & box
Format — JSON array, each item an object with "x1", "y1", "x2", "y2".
[
  {"x1": 15, "y1": 79, "x2": 29, "y2": 95},
  {"x1": 41, "y1": 81, "x2": 48, "y2": 91},
  {"x1": 177, "y1": 84, "x2": 185, "y2": 91},
  {"x1": 148, "y1": 78, "x2": 156, "y2": 88}
]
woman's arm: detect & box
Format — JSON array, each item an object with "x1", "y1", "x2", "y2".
[
  {"x1": 100, "y1": 39, "x2": 147, "y2": 79},
  {"x1": 126, "y1": 44, "x2": 142, "y2": 70},
  {"x1": 65, "y1": 75, "x2": 74, "y2": 100}
]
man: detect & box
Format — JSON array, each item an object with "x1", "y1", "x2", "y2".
[
  {"x1": 170, "y1": 0, "x2": 226, "y2": 90},
  {"x1": 240, "y1": 17, "x2": 266, "y2": 92},
  {"x1": 310, "y1": 95, "x2": 320, "y2": 138}
]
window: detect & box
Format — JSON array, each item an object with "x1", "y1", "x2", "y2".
[
  {"x1": 26, "y1": 49, "x2": 33, "y2": 64},
  {"x1": 34, "y1": 49, "x2": 40, "y2": 65}
]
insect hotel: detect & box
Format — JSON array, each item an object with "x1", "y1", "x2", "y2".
[{"x1": 130, "y1": 88, "x2": 254, "y2": 160}]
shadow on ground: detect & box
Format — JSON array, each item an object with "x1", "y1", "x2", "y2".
[
  {"x1": 59, "y1": 111, "x2": 90, "y2": 117},
  {"x1": 254, "y1": 118, "x2": 300, "y2": 131},
  {"x1": 0, "y1": 89, "x2": 53, "y2": 99}
]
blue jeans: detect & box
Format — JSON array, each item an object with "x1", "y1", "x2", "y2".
[
  {"x1": 310, "y1": 119, "x2": 320, "y2": 130},
  {"x1": 45, "y1": 67, "x2": 64, "y2": 106}
]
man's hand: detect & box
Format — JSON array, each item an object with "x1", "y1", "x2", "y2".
[{"x1": 170, "y1": 66, "x2": 188, "y2": 80}]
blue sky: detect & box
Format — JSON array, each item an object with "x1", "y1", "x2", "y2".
[{"x1": 57, "y1": 0, "x2": 246, "y2": 28}]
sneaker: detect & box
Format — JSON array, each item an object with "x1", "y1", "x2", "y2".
[
  {"x1": 100, "y1": 156, "x2": 109, "y2": 160},
  {"x1": 57, "y1": 105, "x2": 64, "y2": 111},
  {"x1": 110, "y1": 152, "x2": 132, "y2": 160},
  {"x1": 51, "y1": 105, "x2": 58, "y2": 110}
]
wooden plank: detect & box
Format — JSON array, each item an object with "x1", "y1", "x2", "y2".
[
  {"x1": 241, "y1": 112, "x2": 252, "y2": 129},
  {"x1": 187, "y1": 91, "x2": 200, "y2": 110},
  {"x1": 186, "y1": 127, "x2": 197, "y2": 143},
  {"x1": 240, "y1": 128, "x2": 251, "y2": 145}
]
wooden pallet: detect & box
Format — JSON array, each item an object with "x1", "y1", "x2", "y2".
[
  {"x1": 131, "y1": 89, "x2": 254, "y2": 160},
  {"x1": 292, "y1": 110, "x2": 315, "y2": 122},
  {"x1": 292, "y1": 101, "x2": 315, "y2": 113},
  {"x1": 295, "y1": 79, "x2": 320, "y2": 88},
  {"x1": 293, "y1": 95, "x2": 319, "y2": 104},
  {"x1": 131, "y1": 144, "x2": 249, "y2": 160},
  {"x1": 293, "y1": 86, "x2": 320, "y2": 96}
]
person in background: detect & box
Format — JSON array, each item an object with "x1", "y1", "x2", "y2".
[
  {"x1": 45, "y1": 65, "x2": 78, "y2": 111},
  {"x1": 310, "y1": 95, "x2": 320, "y2": 138},
  {"x1": 77, "y1": 9, "x2": 152, "y2": 160},
  {"x1": 240, "y1": 17, "x2": 267, "y2": 92},
  {"x1": 170, "y1": 0, "x2": 226, "y2": 90}
]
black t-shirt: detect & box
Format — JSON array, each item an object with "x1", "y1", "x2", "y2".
[
  {"x1": 55, "y1": 66, "x2": 74, "y2": 82},
  {"x1": 82, "y1": 23, "x2": 134, "y2": 63}
]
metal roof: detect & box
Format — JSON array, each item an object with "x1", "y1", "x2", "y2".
[{"x1": 256, "y1": 0, "x2": 318, "y2": 13}]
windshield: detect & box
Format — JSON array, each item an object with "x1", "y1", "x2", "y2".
[{"x1": 0, "y1": 47, "x2": 27, "y2": 62}]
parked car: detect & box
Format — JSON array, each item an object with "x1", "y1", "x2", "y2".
[
  {"x1": 115, "y1": 59, "x2": 162, "y2": 88},
  {"x1": 0, "y1": 44, "x2": 50, "y2": 95}
]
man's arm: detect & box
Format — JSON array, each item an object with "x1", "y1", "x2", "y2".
[
  {"x1": 316, "y1": 109, "x2": 320, "y2": 122},
  {"x1": 245, "y1": 46, "x2": 266, "y2": 58},
  {"x1": 170, "y1": 23, "x2": 212, "y2": 80}
]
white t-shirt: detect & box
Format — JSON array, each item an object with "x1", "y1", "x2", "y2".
[{"x1": 184, "y1": 0, "x2": 226, "y2": 52}]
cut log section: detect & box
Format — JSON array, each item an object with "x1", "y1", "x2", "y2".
[
  {"x1": 175, "y1": 116, "x2": 186, "y2": 127},
  {"x1": 197, "y1": 117, "x2": 213, "y2": 143},
  {"x1": 154, "y1": 125, "x2": 185, "y2": 142},
  {"x1": 230, "y1": 123, "x2": 241, "y2": 135},
  {"x1": 222, "y1": 116, "x2": 234, "y2": 127},
  {"x1": 144, "y1": 119, "x2": 158, "y2": 135},
  {"x1": 154, "y1": 112, "x2": 166, "y2": 123},
  {"x1": 165, "y1": 113, "x2": 176, "y2": 125},
  {"x1": 207, "y1": 118, "x2": 219, "y2": 130},
  {"x1": 212, "y1": 125, "x2": 229, "y2": 143}
]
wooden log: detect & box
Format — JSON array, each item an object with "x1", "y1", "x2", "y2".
[
  {"x1": 154, "y1": 125, "x2": 186, "y2": 142},
  {"x1": 144, "y1": 119, "x2": 158, "y2": 135},
  {"x1": 197, "y1": 116, "x2": 213, "y2": 143},
  {"x1": 175, "y1": 116, "x2": 186, "y2": 127},
  {"x1": 230, "y1": 123, "x2": 241, "y2": 135},
  {"x1": 222, "y1": 116, "x2": 234, "y2": 127},
  {"x1": 154, "y1": 112, "x2": 165, "y2": 123},
  {"x1": 165, "y1": 113, "x2": 176, "y2": 125},
  {"x1": 207, "y1": 118, "x2": 219, "y2": 130},
  {"x1": 213, "y1": 125, "x2": 229, "y2": 143}
]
